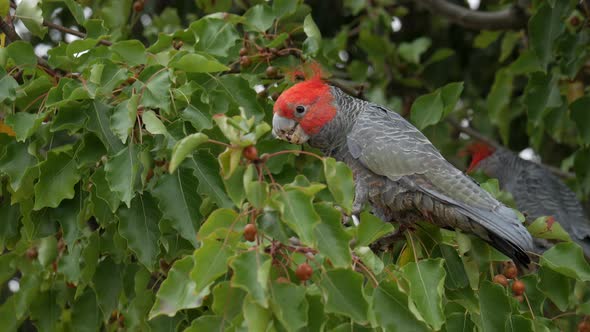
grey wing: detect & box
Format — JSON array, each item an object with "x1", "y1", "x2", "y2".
[{"x1": 346, "y1": 105, "x2": 533, "y2": 253}]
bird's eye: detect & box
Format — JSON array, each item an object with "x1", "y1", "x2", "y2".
[{"x1": 295, "y1": 105, "x2": 306, "y2": 114}]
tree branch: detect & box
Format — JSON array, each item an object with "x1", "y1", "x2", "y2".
[
  {"x1": 417, "y1": 0, "x2": 527, "y2": 30},
  {"x1": 446, "y1": 118, "x2": 576, "y2": 179}
]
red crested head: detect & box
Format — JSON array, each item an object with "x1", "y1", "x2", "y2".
[
  {"x1": 273, "y1": 76, "x2": 337, "y2": 135},
  {"x1": 464, "y1": 142, "x2": 495, "y2": 172}
]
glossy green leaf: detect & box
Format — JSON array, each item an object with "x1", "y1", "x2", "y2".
[
  {"x1": 33, "y1": 152, "x2": 81, "y2": 210},
  {"x1": 191, "y1": 238, "x2": 232, "y2": 294},
  {"x1": 323, "y1": 157, "x2": 354, "y2": 213},
  {"x1": 211, "y1": 281, "x2": 246, "y2": 319},
  {"x1": 243, "y1": 296, "x2": 273, "y2": 331},
  {"x1": 402, "y1": 258, "x2": 446, "y2": 330},
  {"x1": 529, "y1": 1, "x2": 568, "y2": 69},
  {"x1": 0, "y1": 141, "x2": 37, "y2": 190},
  {"x1": 230, "y1": 250, "x2": 271, "y2": 307},
  {"x1": 373, "y1": 281, "x2": 430, "y2": 332},
  {"x1": 399, "y1": 37, "x2": 431, "y2": 64},
  {"x1": 117, "y1": 194, "x2": 162, "y2": 269},
  {"x1": 269, "y1": 281, "x2": 309, "y2": 331},
  {"x1": 445, "y1": 312, "x2": 474, "y2": 332},
  {"x1": 527, "y1": 216, "x2": 572, "y2": 242},
  {"x1": 105, "y1": 145, "x2": 141, "y2": 207},
  {"x1": 150, "y1": 256, "x2": 208, "y2": 318},
  {"x1": 541, "y1": 242, "x2": 590, "y2": 281},
  {"x1": 93, "y1": 257, "x2": 123, "y2": 320},
  {"x1": 169, "y1": 133, "x2": 209, "y2": 173},
  {"x1": 152, "y1": 168, "x2": 201, "y2": 247},
  {"x1": 319, "y1": 269, "x2": 369, "y2": 323},
  {"x1": 571, "y1": 96, "x2": 590, "y2": 145},
  {"x1": 111, "y1": 40, "x2": 147, "y2": 66},
  {"x1": 142, "y1": 110, "x2": 169, "y2": 137},
  {"x1": 190, "y1": 18, "x2": 240, "y2": 57},
  {"x1": 314, "y1": 203, "x2": 352, "y2": 268},
  {"x1": 303, "y1": 14, "x2": 321, "y2": 55},
  {"x1": 110, "y1": 95, "x2": 138, "y2": 144},
  {"x1": 356, "y1": 211, "x2": 395, "y2": 247},
  {"x1": 275, "y1": 189, "x2": 321, "y2": 246},
  {"x1": 243, "y1": 4, "x2": 275, "y2": 31},
  {"x1": 432, "y1": 244, "x2": 469, "y2": 290},
  {"x1": 4, "y1": 112, "x2": 43, "y2": 142},
  {"x1": 479, "y1": 281, "x2": 511, "y2": 332},
  {"x1": 538, "y1": 265, "x2": 572, "y2": 311},
  {"x1": 15, "y1": 0, "x2": 47, "y2": 37},
  {"x1": 169, "y1": 53, "x2": 229, "y2": 73},
  {"x1": 440, "y1": 82, "x2": 463, "y2": 116},
  {"x1": 411, "y1": 90, "x2": 443, "y2": 130}
]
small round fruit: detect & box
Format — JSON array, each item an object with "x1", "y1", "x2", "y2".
[
  {"x1": 503, "y1": 264, "x2": 518, "y2": 279},
  {"x1": 240, "y1": 56, "x2": 252, "y2": 68},
  {"x1": 493, "y1": 274, "x2": 508, "y2": 287},
  {"x1": 265, "y1": 66, "x2": 278, "y2": 78},
  {"x1": 243, "y1": 146, "x2": 259, "y2": 161},
  {"x1": 271, "y1": 92, "x2": 280, "y2": 101},
  {"x1": 26, "y1": 247, "x2": 38, "y2": 260},
  {"x1": 570, "y1": 16, "x2": 581, "y2": 27},
  {"x1": 244, "y1": 224, "x2": 257, "y2": 242},
  {"x1": 239, "y1": 47, "x2": 249, "y2": 56},
  {"x1": 578, "y1": 320, "x2": 590, "y2": 332},
  {"x1": 511, "y1": 280, "x2": 525, "y2": 296},
  {"x1": 133, "y1": 0, "x2": 144, "y2": 12},
  {"x1": 295, "y1": 263, "x2": 313, "y2": 281}
]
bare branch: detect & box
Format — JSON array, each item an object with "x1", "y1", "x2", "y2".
[
  {"x1": 417, "y1": 0, "x2": 527, "y2": 30},
  {"x1": 446, "y1": 118, "x2": 576, "y2": 179},
  {"x1": 42, "y1": 20, "x2": 112, "y2": 46}
]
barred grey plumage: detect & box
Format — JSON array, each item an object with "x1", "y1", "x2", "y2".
[
  {"x1": 273, "y1": 82, "x2": 534, "y2": 265},
  {"x1": 473, "y1": 146, "x2": 590, "y2": 256}
]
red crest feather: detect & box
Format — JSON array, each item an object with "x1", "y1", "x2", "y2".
[{"x1": 463, "y1": 142, "x2": 495, "y2": 172}]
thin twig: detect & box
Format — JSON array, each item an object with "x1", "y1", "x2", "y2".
[
  {"x1": 42, "y1": 20, "x2": 112, "y2": 46},
  {"x1": 416, "y1": 0, "x2": 527, "y2": 30}
]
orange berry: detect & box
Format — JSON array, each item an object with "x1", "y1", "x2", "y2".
[
  {"x1": 242, "y1": 146, "x2": 259, "y2": 161},
  {"x1": 133, "y1": 0, "x2": 144, "y2": 12},
  {"x1": 493, "y1": 274, "x2": 508, "y2": 287},
  {"x1": 512, "y1": 280, "x2": 525, "y2": 296},
  {"x1": 244, "y1": 223, "x2": 257, "y2": 242},
  {"x1": 295, "y1": 263, "x2": 313, "y2": 281}
]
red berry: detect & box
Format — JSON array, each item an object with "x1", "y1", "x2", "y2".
[
  {"x1": 511, "y1": 280, "x2": 525, "y2": 296},
  {"x1": 570, "y1": 16, "x2": 581, "y2": 27},
  {"x1": 265, "y1": 66, "x2": 278, "y2": 78},
  {"x1": 493, "y1": 274, "x2": 508, "y2": 287},
  {"x1": 243, "y1": 146, "x2": 259, "y2": 161},
  {"x1": 503, "y1": 262, "x2": 518, "y2": 279},
  {"x1": 244, "y1": 224, "x2": 257, "y2": 242},
  {"x1": 240, "y1": 56, "x2": 251, "y2": 68},
  {"x1": 133, "y1": 0, "x2": 144, "y2": 12},
  {"x1": 25, "y1": 247, "x2": 38, "y2": 260},
  {"x1": 578, "y1": 320, "x2": 590, "y2": 332},
  {"x1": 295, "y1": 263, "x2": 313, "y2": 281},
  {"x1": 239, "y1": 48, "x2": 249, "y2": 56}
]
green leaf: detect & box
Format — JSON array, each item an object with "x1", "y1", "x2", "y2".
[
  {"x1": 184, "y1": 315, "x2": 224, "y2": 331},
  {"x1": 411, "y1": 90, "x2": 444, "y2": 130},
  {"x1": 323, "y1": 158, "x2": 354, "y2": 213},
  {"x1": 538, "y1": 266, "x2": 572, "y2": 311},
  {"x1": 505, "y1": 315, "x2": 534, "y2": 332},
  {"x1": 117, "y1": 194, "x2": 162, "y2": 269},
  {"x1": 243, "y1": 296, "x2": 273, "y2": 331},
  {"x1": 216, "y1": 75, "x2": 265, "y2": 120},
  {"x1": 4, "y1": 112, "x2": 43, "y2": 142},
  {"x1": 150, "y1": 256, "x2": 209, "y2": 318},
  {"x1": 269, "y1": 282, "x2": 309, "y2": 331},
  {"x1": 190, "y1": 18, "x2": 240, "y2": 57},
  {"x1": 528, "y1": 2, "x2": 568, "y2": 69},
  {"x1": 0, "y1": 70, "x2": 18, "y2": 103},
  {"x1": 473, "y1": 30, "x2": 501, "y2": 49},
  {"x1": 0, "y1": 141, "x2": 37, "y2": 191},
  {"x1": 181, "y1": 104, "x2": 213, "y2": 131},
  {"x1": 230, "y1": 250, "x2": 271, "y2": 308},
  {"x1": 15, "y1": 0, "x2": 47, "y2": 38},
  {"x1": 71, "y1": 289, "x2": 101, "y2": 332},
  {"x1": 445, "y1": 312, "x2": 475, "y2": 332},
  {"x1": 169, "y1": 53, "x2": 229, "y2": 73},
  {"x1": 142, "y1": 110, "x2": 169, "y2": 136},
  {"x1": 571, "y1": 96, "x2": 590, "y2": 146},
  {"x1": 399, "y1": 37, "x2": 431, "y2": 64},
  {"x1": 195, "y1": 0, "x2": 231, "y2": 13},
  {"x1": 273, "y1": 0, "x2": 299, "y2": 18},
  {"x1": 354, "y1": 246, "x2": 383, "y2": 275},
  {"x1": 440, "y1": 82, "x2": 464, "y2": 116},
  {"x1": 432, "y1": 244, "x2": 469, "y2": 290},
  {"x1": 110, "y1": 95, "x2": 138, "y2": 144},
  {"x1": 244, "y1": 165, "x2": 268, "y2": 209},
  {"x1": 356, "y1": 211, "x2": 394, "y2": 247},
  {"x1": 243, "y1": 4, "x2": 275, "y2": 31},
  {"x1": 169, "y1": 133, "x2": 209, "y2": 173},
  {"x1": 479, "y1": 281, "x2": 511, "y2": 332},
  {"x1": 527, "y1": 216, "x2": 572, "y2": 242},
  {"x1": 524, "y1": 72, "x2": 561, "y2": 126},
  {"x1": 186, "y1": 151, "x2": 233, "y2": 208},
  {"x1": 486, "y1": 68, "x2": 513, "y2": 144},
  {"x1": 211, "y1": 281, "x2": 246, "y2": 319},
  {"x1": 540, "y1": 242, "x2": 590, "y2": 281},
  {"x1": 111, "y1": 40, "x2": 147, "y2": 66},
  {"x1": 86, "y1": 101, "x2": 125, "y2": 153},
  {"x1": 303, "y1": 14, "x2": 322, "y2": 55},
  {"x1": 152, "y1": 168, "x2": 201, "y2": 247},
  {"x1": 275, "y1": 189, "x2": 321, "y2": 246},
  {"x1": 93, "y1": 257, "x2": 123, "y2": 320},
  {"x1": 38, "y1": 236, "x2": 58, "y2": 267},
  {"x1": 197, "y1": 208, "x2": 240, "y2": 241},
  {"x1": 373, "y1": 281, "x2": 430, "y2": 332},
  {"x1": 63, "y1": 0, "x2": 85, "y2": 24},
  {"x1": 509, "y1": 50, "x2": 542, "y2": 75},
  {"x1": 0, "y1": 0, "x2": 8, "y2": 16},
  {"x1": 319, "y1": 269, "x2": 369, "y2": 323},
  {"x1": 191, "y1": 238, "x2": 232, "y2": 294},
  {"x1": 314, "y1": 203, "x2": 352, "y2": 268},
  {"x1": 499, "y1": 31, "x2": 520, "y2": 62},
  {"x1": 105, "y1": 145, "x2": 141, "y2": 207},
  {"x1": 402, "y1": 258, "x2": 446, "y2": 330},
  {"x1": 33, "y1": 152, "x2": 81, "y2": 210}
]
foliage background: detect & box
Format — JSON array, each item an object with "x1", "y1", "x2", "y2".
[{"x1": 1, "y1": 0, "x2": 590, "y2": 331}]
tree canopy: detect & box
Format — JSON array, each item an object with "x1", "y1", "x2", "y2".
[{"x1": 1, "y1": 0, "x2": 590, "y2": 331}]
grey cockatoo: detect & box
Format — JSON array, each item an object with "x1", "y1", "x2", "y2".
[
  {"x1": 467, "y1": 143, "x2": 590, "y2": 255},
  {"x1": 272, "y1": 77, "x2": 533, "y2": 264}
]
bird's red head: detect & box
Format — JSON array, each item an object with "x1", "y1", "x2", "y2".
[
  {"x1": 273, "y1": 77, "x2": 337, "y2": 136},
  {"x1": 464, "y1": 142, "x2": 495, "y2": 172}
]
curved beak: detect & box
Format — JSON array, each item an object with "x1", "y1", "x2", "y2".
[{"x1": 272, "y1": 114, "x2": 310, "y2": 144}]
